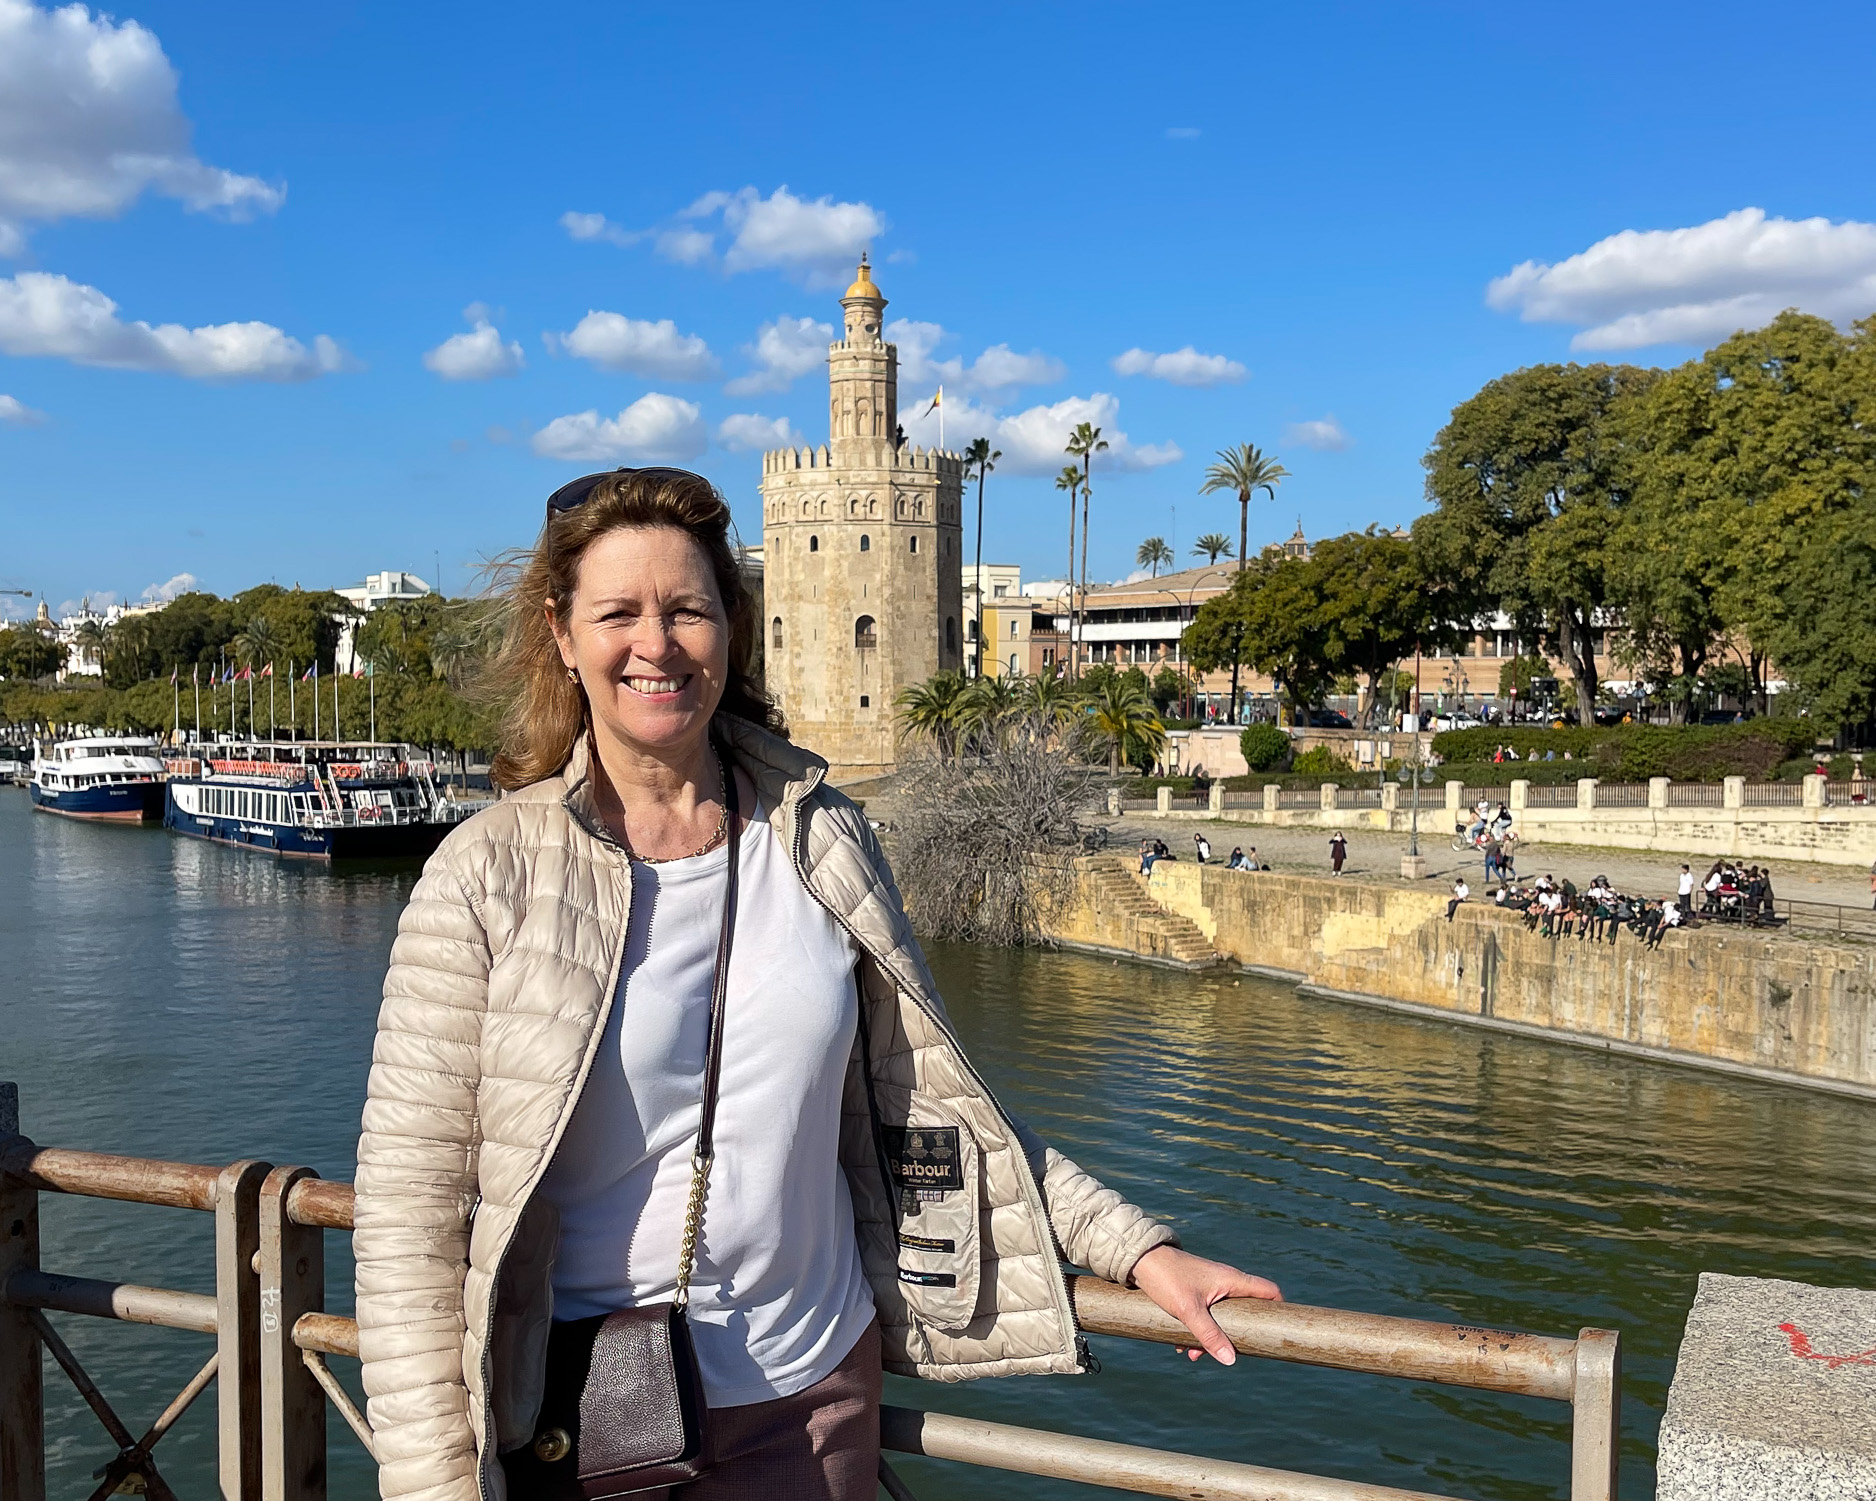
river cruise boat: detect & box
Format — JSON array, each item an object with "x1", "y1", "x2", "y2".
[
  {"x1": 163, "y1": 738, "x2": 475, "y2": 860},
  {"x1": 29, "y1": 736, "x2": 169, "y2": 821}
]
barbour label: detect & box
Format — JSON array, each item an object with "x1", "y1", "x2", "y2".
[
  {"x1": 883, "y1": 1126, "x2": 963, "y2": 1193},
  {"x1": 897, "y1": 1232, "x2": 956, "y2": 1254},
  {"x1": 898, "y1": 1267, "x2": 957, "y2": 1287}
]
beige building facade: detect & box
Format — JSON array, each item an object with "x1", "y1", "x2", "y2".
[{"x1": 759, "y1": 259, "x2": 965, "y2": 776}]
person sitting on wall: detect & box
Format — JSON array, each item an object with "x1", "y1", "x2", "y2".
[
  {"x1": 1227, "y1": 846, "x2": 1247, "y2": 870},
  {"x1": 1244, "y1": 847, "x2": 1261, "y2": 871},
  {"x1": 1446, "y1": 876, "x2": 1470, "y2": 922},
  {"x1": 1649, "y1": 898, "x2": 1682, "y2": 949},
  {"x1": 1194, "y1": 832, "x2": 1212, "y2": 864},
  {"x1": 1140, "y1": 838, "x2": 1159, "y2": 875}
]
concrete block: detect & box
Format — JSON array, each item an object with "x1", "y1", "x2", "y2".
[
  {"x1": 1658, "y1": 1271, "x2": 1876, "y2": 1500},
  {"x1": 1156, "y1": 786, "x2": 1172, "y2": 815}
]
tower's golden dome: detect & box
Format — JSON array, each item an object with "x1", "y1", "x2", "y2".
[{"x1": 843, "y1": 255, "x2": 882, "y2": 301}]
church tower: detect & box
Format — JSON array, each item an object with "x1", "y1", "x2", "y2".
[{"x1": 759, "y1": 258, "x2": 965, "y2": 776}]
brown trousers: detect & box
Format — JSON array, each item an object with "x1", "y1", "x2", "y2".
[{"x1": 659, "y1": 1321, "x2": 882, "y2": 1501}]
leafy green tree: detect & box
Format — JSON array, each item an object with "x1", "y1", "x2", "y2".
[
  {"x1": 1308, "y1": 528, "x2": 1460, "y2": 727},
  {"x1": 1135, "y1": 537, "x2": 1173, "y2": 577},
  {"x1": 0, "y1": 624, "x2": 65, "y2": 681},
  {"x1": 1184, "y1": 554, "x2": 1331, "y2": 724},
  {"x1": 1416, "y1": 362, "x2": 1657, "y2": 725},
  {"x1": 1148, "y1": 665, "x2": 1184, "y2": 714},
  {"x1": 1191, "y1": 532, "x2": 1235, "y2": 565}
]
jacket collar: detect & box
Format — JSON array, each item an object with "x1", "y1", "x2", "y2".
[{"x1": 553, "y1": 714, "x2": 828, "y2": 845}]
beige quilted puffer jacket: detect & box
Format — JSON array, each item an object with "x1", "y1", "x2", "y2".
[{"x1": 353, "y1": 715, "x2": 1177, "y2": 1501}]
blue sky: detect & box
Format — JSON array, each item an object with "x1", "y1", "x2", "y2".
[{"x1": 4, "y1": 0, "x2": 1875, "y2": 618}]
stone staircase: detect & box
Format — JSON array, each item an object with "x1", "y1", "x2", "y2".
[{"x1": 1080, "y1": 857, "x2": 1218, "y2": 967}]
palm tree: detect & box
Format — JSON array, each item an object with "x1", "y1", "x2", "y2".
[
  {"x1": 894, "y1": 670, "x2": 969, "y2": 761},
  {"x1": 1135, "y1": 537, "x2": 1173, "y2": 577},
  {"x1": 430, "y1": 600, "x2": 505, "y2": 689},
  {"x1": 1191, "y1": 532, "x2": 1235, "y2": 565},
  {"x1": 1081, "y1": 673, "x2": 1167, "y2": 776},
  {"x1": 963, "y1": 437, "x2": 1001, "y2": 679},
  {"x1": 1065, "y1": 423, "x2": 1108, "y2": 677},
  {"x1": 1200, "y1": 443, "x2": 1289, "y2": 717},
  {"x1": 1054, "y1": 464, "x2": 1083, "y2": 670},
  {"x1": 71, "y1": 617, "x2": 107, "y2": 677},
  {"x1": 1014, "y1": 669, "x2": 1080, "y2": 742},
  {"x1": 954, "y1": 673, "x2": 1019, "y2": 753}
]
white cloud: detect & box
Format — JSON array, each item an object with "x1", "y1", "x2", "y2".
[
  {"x1": 141, "y1": 571, "x2": 196, "y2": 604},
  {"x1": 0, "y1": 392, "x2": 45, "y2": 424},
  {"x1": 0, "y1": 271, "x2": 345, "y2": 380},
  {"x1": 1111, "y1": 346, "x2": 1247, "y2": 387},
  {"x1": 532, "y1": 393, "x2": 706, "y2": 463},
  {"x1": 422, "y1": 304, "x2": 523, "y2": 380},
  {"x1": 556, "y1": 312, "x2": 716, "y2": 380},
  {"x1": 560, "y1": 210, "x2": 637, "y2": 247},
  {"x1": 1487, "y1": 207, "x2": 1876, "y2": 352},
  {"x1": 1284, "y1": 415, "x2": 1351, "y2": 452},
  {"x1": 886, "y1": 318, "x2": 1063, "y2": 396},
  {"x1": 898, "y1": 389, "x2": 1181, "y2": 475},
  {"x1": 0, "y1": 0, "x2": 283, "y2": 252},
  {"x1": 724, "y1": 316, "x2": 832, "y2": 395},
  {"x1": 562, "y1": 186, "x2": 887, "y2": 287},
  {"x1": 716, "y1": 412, "x2": 805, "y2": 452}
]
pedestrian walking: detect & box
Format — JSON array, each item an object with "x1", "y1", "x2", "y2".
[
  {"x1": 1483, "y1": 836, "x2": 1501, "y2": 885},
  {"x1": 1446, "y1": 876, "x2": 1470, "y2": 922},
  {"x1": 1329, "y1": 830, "x2": 1347, "y2": 875}
]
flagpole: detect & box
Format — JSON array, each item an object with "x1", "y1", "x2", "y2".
[
  {"x1": 334, "y1": 665, "x2": 340, "y2": 742},
  {"x1": 193, "y1": 665, "x2": 200, "y2": 742},
  {"x1": 368, "y1": 663, "x2": 376, "y2": 743},
  {"x1": 938, "y1": 384, "x2": 944, "y2": 451},
  {"x1": 172, "y1": 669, "x2": 180, "y2": 744},
  {"x1": 268, "y1": 664, "x2": 276, "y2": 741},
  {"x1": 247, "y1": 669, "x2": 255, "y2": 740},
  {"x1": 289, "y1": 660, "x2": 296, "y2": 738},
  {"x1": 313, "y1": 662, "x2": 320, "y2": 741}
]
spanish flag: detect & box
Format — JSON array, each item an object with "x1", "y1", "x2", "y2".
[{"x1": 922, "y1": 384, "x2": 942, "y2": 417}]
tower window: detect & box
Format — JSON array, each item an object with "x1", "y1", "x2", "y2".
[
  {"x1": 855, "y1": 615, "x2": 877, "y2": 649},
  {"x1": 859, "y1": 534, "x2": 871, "y2": 552},
  {"x1": 772, "y1": 617, "x2": 783, "y2": 649},
  {"x1": 809, "y1": 535, "x2": 819, "y2": 552},
  {"x1": 909, "y1": 535, "x2": 919, "y2": 553},
  {"x1": 859, "y1": 695, "x2": 871, "y2": 708}
]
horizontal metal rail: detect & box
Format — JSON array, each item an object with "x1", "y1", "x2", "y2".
[{"x1": 1, "y1": 1126, "x2": 1621, "y2": 1501}]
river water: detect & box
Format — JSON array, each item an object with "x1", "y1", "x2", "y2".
[{"x1": 5, "y1": 788, "x2": 1875, "y2": 1500}]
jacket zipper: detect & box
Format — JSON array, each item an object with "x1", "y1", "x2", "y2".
[
  {"x1": 474, "y1": 804, "x2": 636, "y2": 1501},
  {"x1": 783, "y1": 783, "x2": 1091, "y2": 1373}
]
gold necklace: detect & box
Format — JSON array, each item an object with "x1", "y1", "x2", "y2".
[{"x1": 624, "y1": 749, "x2": 728, "y2": 864}]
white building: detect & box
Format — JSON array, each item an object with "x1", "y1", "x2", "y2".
[{"x1": 334, "y1": 571, "x2": 433, "y2": 672}]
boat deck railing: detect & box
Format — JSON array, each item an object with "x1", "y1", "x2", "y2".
[{"x1": 0, "y1": 1082, "x2": 1622, "y2": 1500}]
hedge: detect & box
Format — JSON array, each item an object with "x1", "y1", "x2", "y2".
[{"x1": 1428, "y1": 721, "x2": 1817, "y2": 782}]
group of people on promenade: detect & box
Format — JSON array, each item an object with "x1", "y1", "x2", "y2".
[{"x1": 1138, "y1": 834, "x2": 1263, "y2": 873}]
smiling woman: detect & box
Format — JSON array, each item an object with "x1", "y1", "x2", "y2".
[{"x1": 351, "y1": 467, "x2": 1279, "y2": 1501}]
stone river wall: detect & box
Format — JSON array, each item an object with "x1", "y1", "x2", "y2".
[{"x1": 1042, "y1": 857, "x2": 1876, "y2": 1099}]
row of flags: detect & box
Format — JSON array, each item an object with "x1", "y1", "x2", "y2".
[{"x1": 168, "y1": 660, "x2": 375, "y2": 684}]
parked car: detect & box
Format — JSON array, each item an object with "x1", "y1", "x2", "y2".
[
  {"x1": 1308, "y1": 707, "x2": 1354, "y2": 728},
  {"x1": 1435, "y1": 713, "x2": 1484, "y2": 731}
]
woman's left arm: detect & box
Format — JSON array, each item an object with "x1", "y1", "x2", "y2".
[{"x1": 1014, "y1": 1124, "x2": 1281, "y2": 1365}]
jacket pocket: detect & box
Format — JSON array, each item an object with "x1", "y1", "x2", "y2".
[{"x1": 884, "y1": 1101, "x2": 980, "y2": 1330}]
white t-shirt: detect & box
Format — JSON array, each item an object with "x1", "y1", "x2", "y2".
[
  {"x1": 539, "y1": 796, "x2": 876, "y2": 1407},
  {"x1": 1678, "y1": 871, "x2": 1695, "y2": 898}
]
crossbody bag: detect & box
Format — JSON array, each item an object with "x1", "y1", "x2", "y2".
[{"x1": 501, "y1": 749, "x2": 742, "y2": 1498}]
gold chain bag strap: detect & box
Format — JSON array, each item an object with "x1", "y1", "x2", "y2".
[{"x1": 503, "y1": 745, "x2": 741, "y2": 1498}]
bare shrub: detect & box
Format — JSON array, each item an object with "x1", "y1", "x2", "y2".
[{"x1": 890, "y1": 724, "x2": 1102, "y2": 947}]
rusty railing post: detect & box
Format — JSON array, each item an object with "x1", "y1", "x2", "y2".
[
  {"x1": 0, "y1": 1083, "x2": 46, "y2": 1501},
  {"x1": 260, "y1": 1168, "x2": 326, "y2": 1501},
  {"x1": 217, "y1": 1158, "x2": 273, "y2": 1501},
  {"x1": 1569, "y1": 1326, "x2": 1621, "y2": 1501}
]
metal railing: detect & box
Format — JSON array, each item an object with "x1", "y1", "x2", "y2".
[
  {"x1": 1521, "y1": 785, "x2": 1580, "y2": 808},
  {"x1": 1742, "y1": 783, "x2": 1804, "y2": 806},
  {"x1": 1665, "y1": 784, "x2": 1725, "y2": 808},
  {"x1": 0, "y1": 1083, "x2": 1622, "y2": 1501},
  {"x1": 1592, "y1": 784, "x2": 1650, "y2": 808}
]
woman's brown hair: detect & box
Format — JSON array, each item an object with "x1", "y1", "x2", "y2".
[{"x1": 484, "y1": 468, "x2": 784, "y2": 790}]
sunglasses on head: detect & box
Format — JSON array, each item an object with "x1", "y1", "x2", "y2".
[{"x1": 546, "y1": 466, "x2": 710, "y2": 513}]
